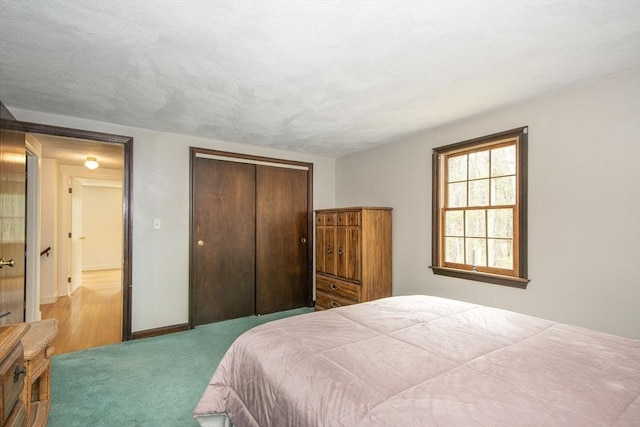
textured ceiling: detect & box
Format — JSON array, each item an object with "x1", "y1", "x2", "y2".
[{"x1": 1, "y1": 0, "x2": 639, "y2": 157}]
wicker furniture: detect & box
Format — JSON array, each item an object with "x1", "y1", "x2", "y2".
[
  {"x1": 0, "y1": 323, "x2": 29, "y2": 427},
  {"x1": 20, "y1": 319, "x2": 57, "y2": 427}
]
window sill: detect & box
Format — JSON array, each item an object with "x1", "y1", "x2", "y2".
[{"x1": 430, "y1": 266, "x2": 530, "y2": 289}]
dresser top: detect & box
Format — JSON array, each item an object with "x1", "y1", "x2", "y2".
[
  {"x1": 0, "y1": 323, "x2": 30, "y2": 359},
  {"x1": 315, "y1": 206, "x2": 392, "y2": 212}
]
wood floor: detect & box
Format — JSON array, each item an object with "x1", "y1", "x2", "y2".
[{"x1": 40, "y1": 269, "x2": 122, "y2": 355}]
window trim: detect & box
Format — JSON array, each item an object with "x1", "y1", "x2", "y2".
[{"x1": 431, "y1": 126, "x2": 530, "y2": 289}]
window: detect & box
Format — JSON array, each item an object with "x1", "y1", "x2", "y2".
[{"x1": 431, "y1": 127, "x2": 530, "y2": 288}]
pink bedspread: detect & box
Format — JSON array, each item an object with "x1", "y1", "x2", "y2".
[{"x1": 193, "y1": 295, "x2": 640, "y2": 426}]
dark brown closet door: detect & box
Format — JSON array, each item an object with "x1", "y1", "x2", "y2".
[
  {"x1": 192, "y1": 158, "x2": 256, "y2": 325},
  {"x1": 255, "y1": 165, "x2": 309, "y2": 314}
]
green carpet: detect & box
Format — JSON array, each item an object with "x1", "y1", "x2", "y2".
[{"x1": 49, "y1": 308, "x2": 313, "y2": 426}]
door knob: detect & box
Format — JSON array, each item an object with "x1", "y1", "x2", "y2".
[
  {"x1": 0, "y1": 258, "x2": 15, "y2": 268},
  {"x1": 197, "y1": 240, "x2": 205, "y2": 247}
]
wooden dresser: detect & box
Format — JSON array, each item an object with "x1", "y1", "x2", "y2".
[
  {"x1": 315, "y1": 207, "x2": 392, "y2": 309},
  {"x1": 0, "y1": 324, "x2": 29, "y2": 427}
]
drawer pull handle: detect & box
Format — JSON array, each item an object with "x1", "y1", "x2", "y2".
[
  {"x1": 330, "y1": 284, "x2": 339, "y2": 291},
  {"x1": 338, "y1": 246, "x2": 344, "y2": 255},
  {"x1": 330, "y1": 301, "x2": 341, "y2": 308},
  {"x1": 0, "y1": 258, "x2": 15, "y2": 268},
  {"x1": 327, "y1": 245, "x2": 333, "y2": 254},
  {"x1": 13, "y1": 364, "x2": 27, "y2": 383}
]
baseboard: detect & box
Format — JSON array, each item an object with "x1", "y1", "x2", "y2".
[
  {"x1": 40, "y1": 294, "x2": 58, "y2": 305},
  {"x1": 132, "y1": 323, "x2": 190, "y2": 340},
  {"x1": 83, "y1": 265, "x2": 121, "y2": 271}
]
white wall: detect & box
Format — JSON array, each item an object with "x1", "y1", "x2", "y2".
[
  {"x1": 336, "y1": 68, "x2": 640, "y2": 339},
  {"x1": 9, "y1": 108, "x2": 336, "y2": 333},
  {"x1": 40, "y1": 158, "x2": 59, "y2": 304},
  {"x1": 82, "y1": 185, "x2": 123, "y2": 270}
]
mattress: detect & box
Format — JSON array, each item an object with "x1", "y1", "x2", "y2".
[{"x1": 193, "y1": 295, "x2": 640, "y2": 426}]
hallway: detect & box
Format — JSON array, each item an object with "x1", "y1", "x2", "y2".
[{"x1": 41, "y1": 269, "x2": 122, "y2": 354}]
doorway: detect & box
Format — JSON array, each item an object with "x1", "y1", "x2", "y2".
[
  {"x1": 0, "y1": 118, "x2": 133, "y2": 347},
  {"x1": 32, "y1": 134, "x2": 127, "y2": 353},
  {"x1": 44, "y1": 156, "x2": 124, "y2": 354}
]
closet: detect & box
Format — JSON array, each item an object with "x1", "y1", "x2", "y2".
[{"x1": 190, "y1": 149, "x2": 313, "y2": 326}]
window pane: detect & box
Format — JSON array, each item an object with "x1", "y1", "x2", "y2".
[
  {"x1": 491, "y1": 176, "x2": 516, "y2": 205},
  {"x1": 445, "y1": 210, "x2": 464, "y2": 236},
  {"x1": 447, "y1": 155, "x2": 467, "y2": 182},
  {"x1": 468, "y1": 179, "x2": 489, "y2": 206},
  {"x1": 487, "y1": 208, "x2": 513, "y2": 238},
  {"x1": 488, "y1": 239, "x2": 513, "y2": 269},
  {"x1": 465, "y1": 209, "x2": 486, "y2": 237},
  {"x1": 469, "y1": 150, "x2": 489, "y2": 179},
  {"x1": 448, "y1": 182, "x2": 467, "y2": 207},
  {"x1": 445, "y1": 237, "x2": 464, "y2": 263},
  {"x1": 466, "y1": 238, "x2": 486, "y2": 266},
  {"x1": 491, "y1": 145, "x2": 516, "y2": 177}
]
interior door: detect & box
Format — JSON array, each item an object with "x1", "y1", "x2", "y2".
[
  {"x1": 192, "y1": 158, "x2": 256, "y2": 325},
  {"x1": 70, "y1": 178, "x2": 84, "y2": 293},
  {"x1": 255, "y1": 165, "x2": 309, "y2": 314},
  {"x1": 0, "y1": 126, "x2": 26, "y2": 325}
]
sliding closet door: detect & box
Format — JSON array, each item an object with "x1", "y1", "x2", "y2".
[
  {"x1": 192, "y1": 158, "x2": 256, "y2": 325},
  {"x1": 255, "y1": 165, "x2": 309, "y2": 314}
]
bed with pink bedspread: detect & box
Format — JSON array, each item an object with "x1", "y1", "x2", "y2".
[{"x1": 193, "y1": 295, "x2": 640, "y2": 426}]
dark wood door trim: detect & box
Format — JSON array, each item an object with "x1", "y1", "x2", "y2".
[
  {"x1": 189, "y1": 147, "x2": 314, "y2": 328},
  {"x1": 0, "y1": 118, "x2": 133, "y2": 341}
]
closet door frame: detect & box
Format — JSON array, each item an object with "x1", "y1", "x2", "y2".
[{"x1": 188, "y1": 148, "x2": 314, "y2": 328}]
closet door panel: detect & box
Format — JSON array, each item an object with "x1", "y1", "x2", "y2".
[
  {"x1": 193, "y1": 158, "x2": 256, "y2": 325},
  {"x1": 255, "y1": 165, "x2": 308, "y2": 314}
]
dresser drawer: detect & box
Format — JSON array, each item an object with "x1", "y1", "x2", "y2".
[
  {"x1": 336, "y1": 211, "x2": 360, "y2": 226},
  {"x1": 1, "y1": 342, "x2": 25, "y2": 425},
  {"x1": 316, "y1": 212, "x2": 337, "y2": 226},
  {"x1": 316, "y1": 290, "x2": 358, "y2": 310},
  {"x1": 316, "y1": 275, "x2": 361, "y2": 303}
]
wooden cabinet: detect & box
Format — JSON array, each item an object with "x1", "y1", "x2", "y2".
[
  {"x1": 315, "y1": 207, "x2": 392, "y2": 309},
  {"x1": 0, "y1": 324, "x2": 29, "y2": 427}
]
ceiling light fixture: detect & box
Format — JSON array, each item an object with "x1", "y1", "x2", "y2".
[{"x1": 84, "y1": 156, "x2": 99, "y2": 170}]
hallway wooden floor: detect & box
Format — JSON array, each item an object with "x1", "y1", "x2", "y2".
[{"x1": 41, "y1": 269, "x2": 122, "y2": 354}]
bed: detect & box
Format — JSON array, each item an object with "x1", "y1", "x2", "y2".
[{"x1": 193, "y1": 295, "x2": 640, "y2": 426}]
